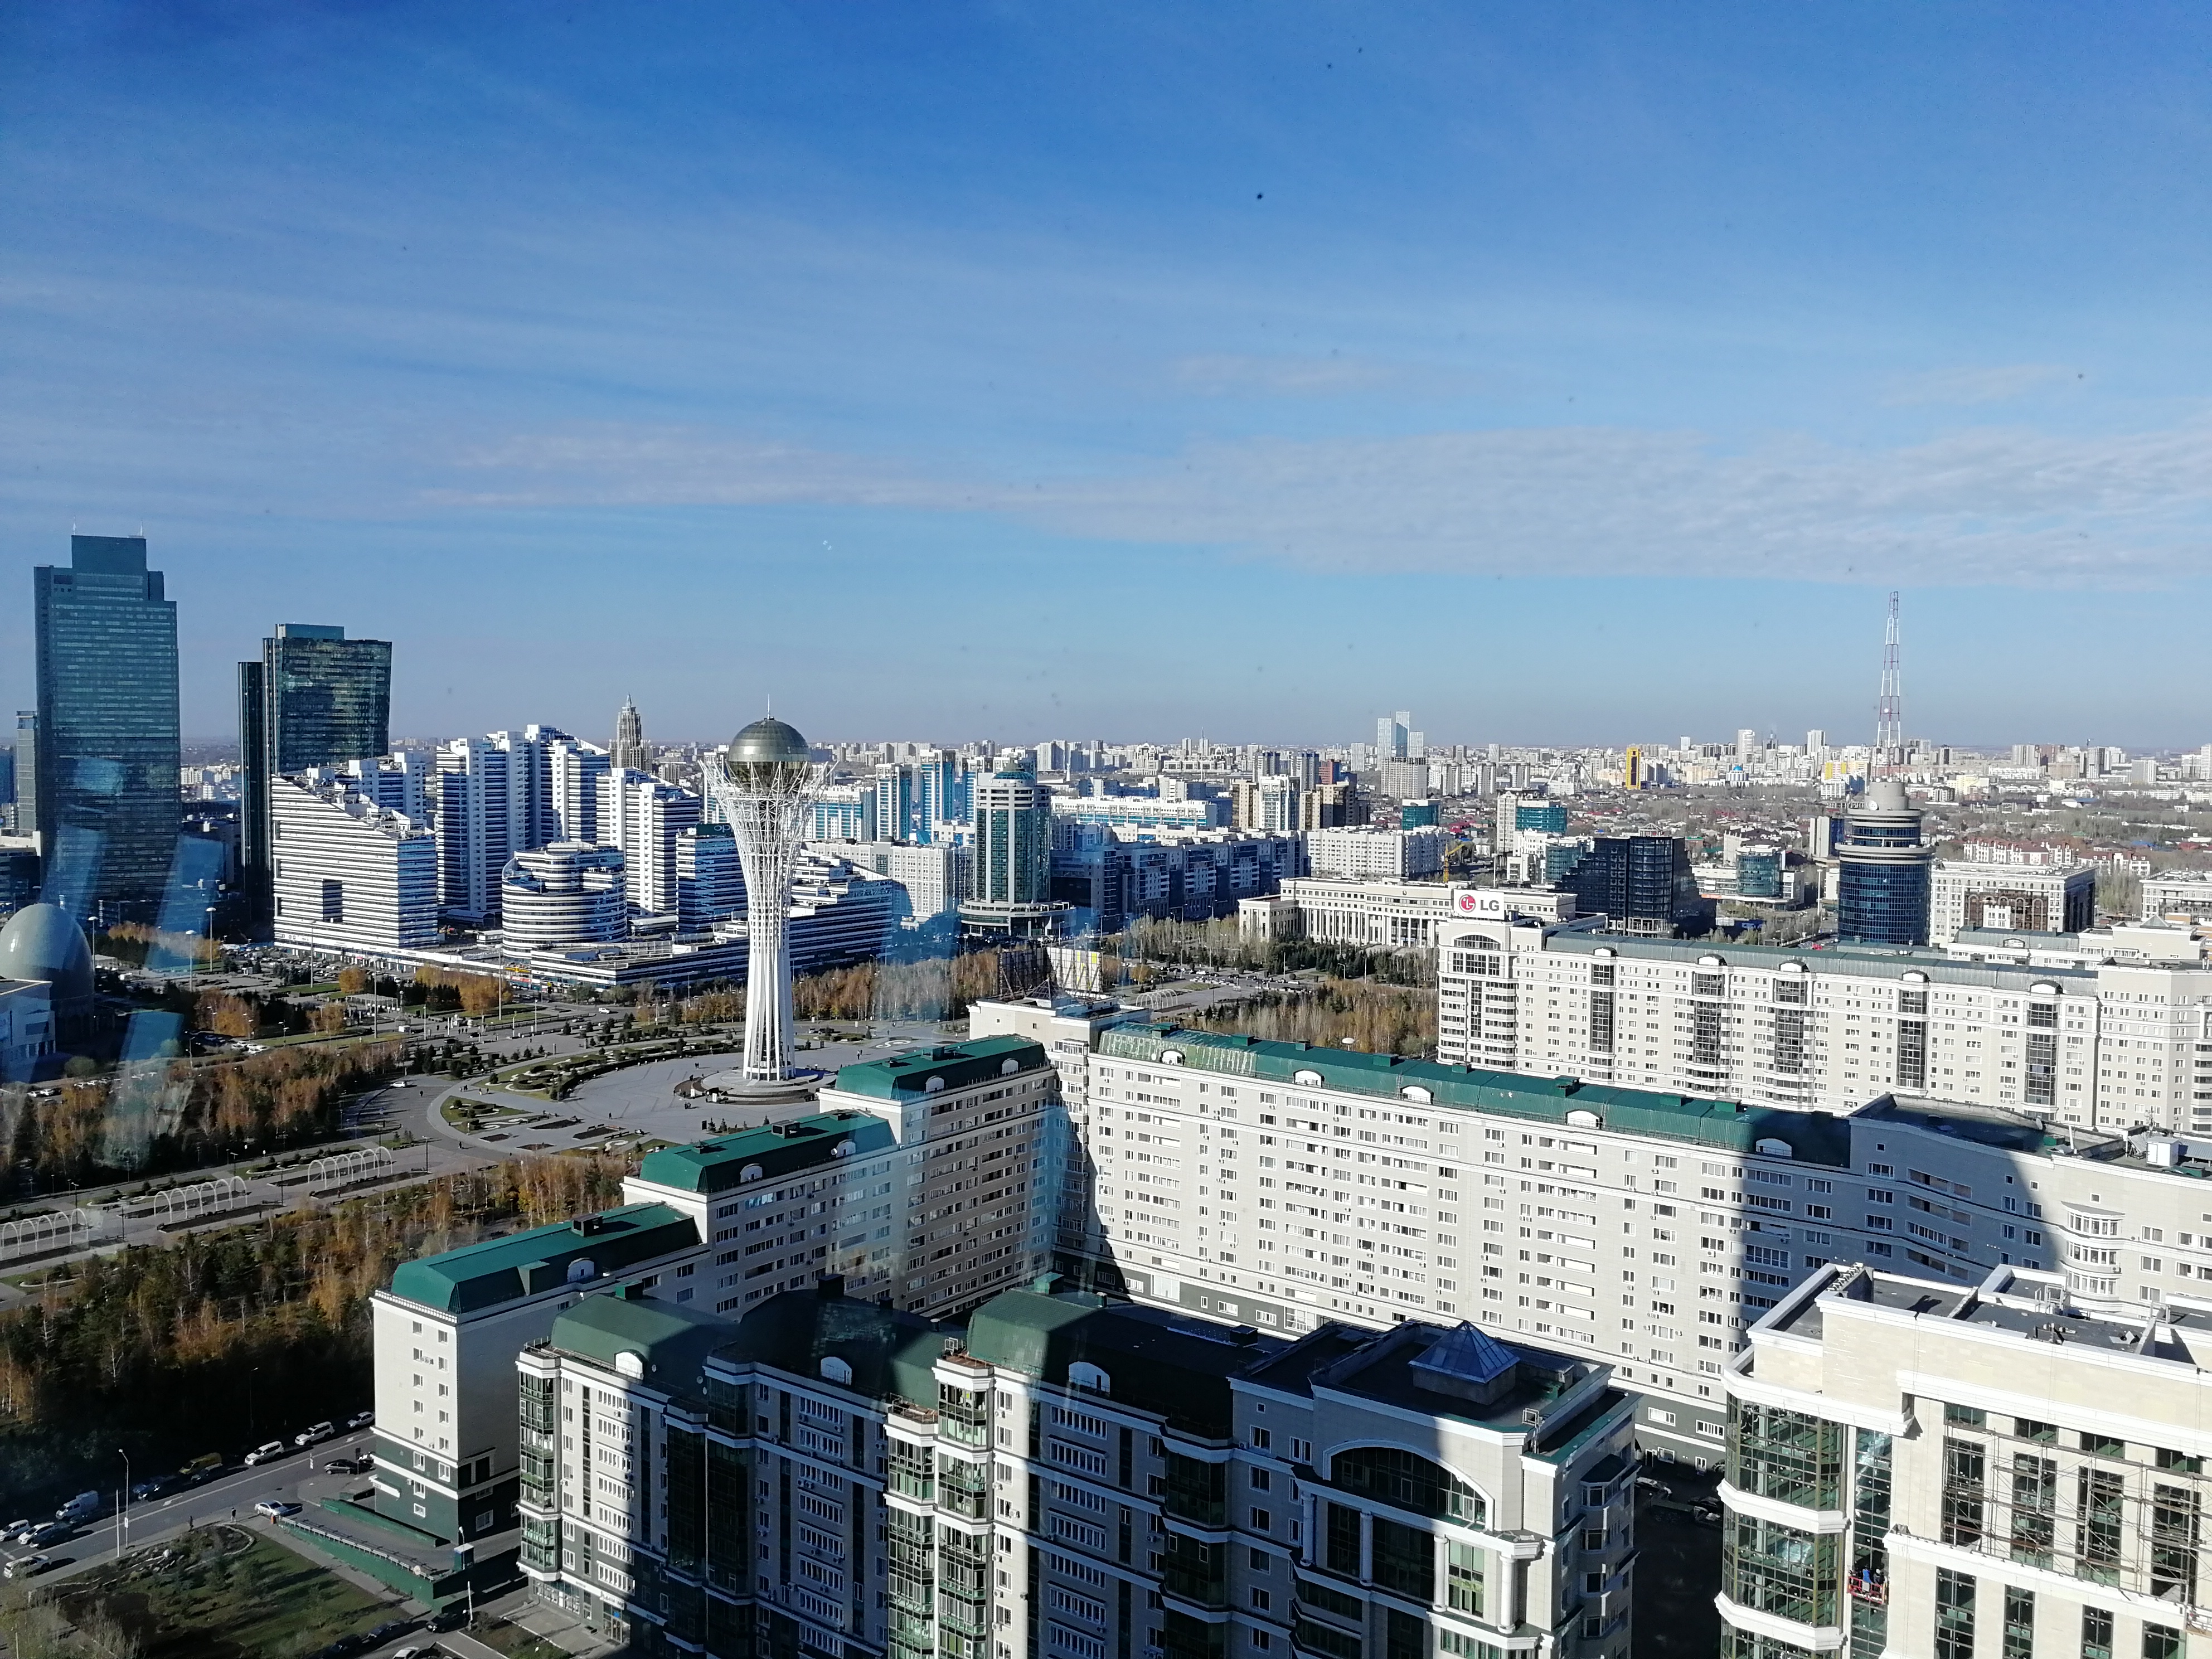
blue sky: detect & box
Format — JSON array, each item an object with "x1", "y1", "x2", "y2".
[{"x1": 4, "y1": 3, "x2": 2211, "y2": 748}]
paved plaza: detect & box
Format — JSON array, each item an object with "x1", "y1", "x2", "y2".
[{"x1": 437, "y1": 1021, "x2": 966, "y2": 1153}]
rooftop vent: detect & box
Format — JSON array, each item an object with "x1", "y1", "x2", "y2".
[{"x1": 817, "y1": 1274, "x2": 846, "y2": 1301}]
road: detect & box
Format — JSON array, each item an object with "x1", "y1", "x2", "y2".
[{"x1": 0, "y1": 1432, "x2": 378, "y2": 1586}]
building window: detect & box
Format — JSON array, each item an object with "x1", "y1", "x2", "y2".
[
  {"x1": 1933, "y1": 1569, "x2": 1975, "y2": 1659},
  {"x1": 2002, "y1": 1586, "x2": 2034, "y2": 1659},
  {"x1": 1723, "y1": 1514, "x2": 1837, "y2": 1628}
]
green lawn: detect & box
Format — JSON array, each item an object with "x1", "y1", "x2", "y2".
[
  {"x1": 36, "y1": 1527, "x2": 400, "y2": 1659},
  {"x1": 465, "y1": 1615, "x2": 570, "y2": 1659}
]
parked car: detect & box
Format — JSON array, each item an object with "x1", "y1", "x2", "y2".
[
  {"x1": 23, "y1": 1522, "x2": 72, "y2": 1549},
  {"x1": 367, "y1": 1622, "x2": 413, "y2": 1643},
  {"x1": 0, "y1": 1520, "x2": 27, "y2": 1542},
  {"x1": 254, "y1": 1500, "x2": 302, "y2": 1520},
  {"x1": 3, "y1": 1554, "x2": 54, "y2": 1580},
  {"x1": 130, "y1": 1476, "x2": 176, "y2": 1502},
  {"x1": 242, "y1": 1441, "x2": 287, "y2": 1467},
  {"x1": 295, "y1": 1422, "x2": 336, "y2": 1448},
  {"x1": 346, "y1": 1409, "x2": 375, "y2": 1430},
  {"x1": 323, "y1": 1456, "x2": 365, "y2": 1474}
]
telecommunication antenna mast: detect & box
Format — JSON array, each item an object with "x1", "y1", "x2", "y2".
[{"x1": 1874, "y1": 590, "x2": 1904, "y2": 775}]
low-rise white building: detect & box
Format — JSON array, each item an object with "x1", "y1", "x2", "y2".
[
  {"x1": 269, "y1": 773, "x2": 439, "y2": 952},
  {"x1": 1931, "y1": 857, "x2": 2098, "y2": 943},
  {"x1": 1253, "y1": 876, "x2": 1462, "y2": 949},
  {"x1": 0, "y1": 978, "x2": 54, "y2": 1081},
  {"x1": 2146, "y1": 872, "x2": 2212, "y2": 925}
]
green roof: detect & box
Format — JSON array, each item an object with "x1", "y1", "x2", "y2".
[
  {"x1": 830, "y1": 1036, "x2": 1050, "y2": 1102},
  {"x1": 550, "y1": 1286, "x2": 735, "y2": 1397},
  {"x1": 388, "y1": 1203, "x2": 699, "y2": 1314},
  {"x1": 715, "y1": 1285, "x2": 948, "y2": 1408},
  {"x1": 1099, "y1": 1024, "x2": 1851, "y2": 1166},
  {"x1": 965, "y1": 1288, "x2": 1282, "y2": 1439},
  {"x1": 637, "y1": 1112, "x2": 897, "y2": 1195}
]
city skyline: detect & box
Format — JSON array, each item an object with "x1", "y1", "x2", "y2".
[{"x1": 8, "y1": 7, "x2": 2212, "y2": 740}]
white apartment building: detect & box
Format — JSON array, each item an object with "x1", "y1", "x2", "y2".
[
  {"x1": 1723, "y1": 1261, "x2": 2208, "y2": 1659},
  {"x1": 1435, "y1": 903, "x2": 2212, "y2": 1134},
  {"x1": 500, "y1": 841, "x2": 628, "y2": 950},
  {"x1": 516, "y1": 1274, "x2": 1638, "y2": 1659},
  {"x1": 1931, "y1": 858, "x2": 2098, "y2": 944},
  {"x1": 269, "y1": 773, "x2": 439, "y2": 951},
  {"x1": 598, "y1": 767, "x2": 702, "y2": 917},
  {"x1": 433, "y1": 736, "x2": 519, "y2": 925},
  {"x1": 1307, "y1": 827, "x2": 1444, "y2": 881},
  {"x1": 2146, "y1": 874, "x2": 2212, "y2": 925},
  {"x1": 370, "y1": 1037, "x2": 1064, "y2": 1544},
  {"x1": 1059, "y1": 1015, "x2": 2212, "y2": 1464},
  {"x1": 1054, "y1": 795, "x2": 1226, "y2": 835},
  {"x1": 814, "y1": 838, "x2": 970, "y2": 923},
  {"x1": 676, "y1": 825, "x2": 744, "y2": 934}
]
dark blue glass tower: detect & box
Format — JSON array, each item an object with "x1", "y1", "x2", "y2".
[
  {"x1": 30, "y1": 536, "x2": 180, "y2": 926},
  {"x1": 1836, "y1": 781, "x2": 1930, "y2": 945}
]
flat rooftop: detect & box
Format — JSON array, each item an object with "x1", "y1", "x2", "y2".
[{"x1": 1767, "y1": 1263, "x2": 2203, "y2": 1366}]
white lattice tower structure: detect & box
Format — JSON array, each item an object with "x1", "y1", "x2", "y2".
[{"x1": 706, "y1": 717, "x2": 818, "y2": 1085}]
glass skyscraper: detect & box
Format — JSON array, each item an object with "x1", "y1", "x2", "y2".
[
  {"x1": 239, "y1": 624, "x2": 394, "y2": 932},
  {"x1": 30, "y1": 536, "x2": 180, "y2": 926},
  {"x1": 1836, "y1": 780, "x2": 1931, "y2": 945}
]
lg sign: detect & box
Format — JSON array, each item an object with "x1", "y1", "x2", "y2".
[{"x1": 1452, "y1": 887, "x2": 1506, "y2": 918}]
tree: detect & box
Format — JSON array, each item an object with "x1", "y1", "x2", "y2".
[
  {"x1": 311, "y1": 1001, "x2": 350, "y2": 1035},
  {"x1": 336, "y1": 967, "x2": 369, "y2": 996},
  {"x1": 456, "y1": 976, "x2": 503, "y2": 1017}
]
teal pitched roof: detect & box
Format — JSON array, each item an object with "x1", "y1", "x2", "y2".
[
  {"x1": 637, "y1": 1112, "x2": 897, "y2": 1195},
  {"x1": 830, "y1": 1036, "x2": 1050, "y2": 1102},
  {"x1": 715, "y1": 1285, "x2": 948, "y2": 1408},
  {"x1": 1098, "y1": 1023, "x2": 1851, "y2": 1166},
  {"x1": 388, "y1": 1202, "x2": 699, "y2": 1314},
  {"x1": 550, "y1": 1286, "x2": 735, "y2": 1398},
  {"x1": 965, "y1": 1288, "x2": 1283, "y2": 1438}
]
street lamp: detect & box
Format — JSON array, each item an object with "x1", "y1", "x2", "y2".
[{"x1": 117, "y1": 1448, "x2": 130, "y2": 1562}]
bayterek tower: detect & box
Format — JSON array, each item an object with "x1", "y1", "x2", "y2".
[{"x1": 707, "y1": 715, "x2": 821, "y2": 1099}]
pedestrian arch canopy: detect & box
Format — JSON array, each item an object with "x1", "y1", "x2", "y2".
[
  {"x1": 151, "y1": 1176, "x2": 250, "y2": 1225},
  {"x1": 304, "y1": 1146, "x2": 398, "y2": 1194},
  {"x1": 0, "y1": 1207, "x2": 101, "y2": 1261}
]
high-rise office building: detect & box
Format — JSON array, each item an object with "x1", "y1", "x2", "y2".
[
  {"x1": 1376, "y1": 708, "x2": 1412, "y2": 762},
  {"x1": 29, "y1": 535, "x2": 180, "y2": 925},
  {"x1": 961, "y1": 767, "x2": 1065, "y2": 937},
  {"x1": 238, "y1": 623, "x2": 393, "y2": 932},
  {"x1": 1553, "y1": 835, "x2": 1714, "y2": 937},
  {"x1": 612, "y1": 697, "x2": 647, "y2": 773},
  {"x1": 1837, "y1": 779, "x2": 1932, "y2": 945}
]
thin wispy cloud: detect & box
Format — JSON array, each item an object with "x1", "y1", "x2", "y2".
[
  {"x1": 1167, "y1": 352, "x2": 1418, "y2": 397},
  {"x1": 436, "y1": 414, "x2": 2212, "y2": 589},
  {"x1": 1883, "y1": 363, "x2": 2076, "y2": 406}
]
